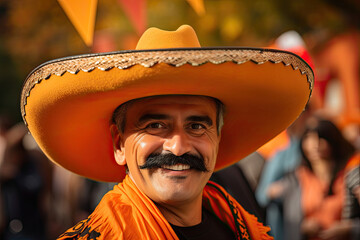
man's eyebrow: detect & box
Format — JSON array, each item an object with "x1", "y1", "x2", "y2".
[
  {"x1": 138, "y1": 114, "x2": 170, "y2": 124},
  {"x1": 186, "y1": 115, "x2": 213, "y2": 126}
]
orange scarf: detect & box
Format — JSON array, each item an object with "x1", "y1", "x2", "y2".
[{"x1": 58, "y1": 175, "x2": 272, "y2": 240}]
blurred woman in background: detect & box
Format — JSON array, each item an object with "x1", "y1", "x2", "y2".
[{"x1": 267, "y1": 119, "x2": 356, "y2": 240}]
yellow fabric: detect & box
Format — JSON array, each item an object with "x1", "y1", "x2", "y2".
[
  {"x1": 57, "y1": 175, "x2": 272, "y2": 240},
  {"x1": 136, "y1": 25, "x2": 201, "y2": 49},
  {"x1": 186, "y1": 0, "x2": 206, "y2": 16},
  {"x1": 57, "y1": 0, "x2": 97, "y2": 46}
]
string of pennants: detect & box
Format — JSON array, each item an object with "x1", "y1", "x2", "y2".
[{"x1": 57, "y1": 0, "x2": 205, "y2": 47}]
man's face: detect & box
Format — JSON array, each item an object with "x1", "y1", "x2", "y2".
[{"x1": 112, "y1": 96, "x2": 220, "y2": 205}]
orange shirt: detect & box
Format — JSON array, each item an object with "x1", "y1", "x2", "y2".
[
  {"x1": 58, "y1": 175, "x2": 272, "y2": 240},
  {"x1": 297, "y1": 166, "x2": 345, "y2": 230}
]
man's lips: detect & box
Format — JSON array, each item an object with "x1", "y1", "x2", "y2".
[{"x1": 161, "y1": 164, "x2": 191, "y2": 171}]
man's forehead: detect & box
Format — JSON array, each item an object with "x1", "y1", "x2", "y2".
[
  {"x1": 124, "y1": 95, "x2": 218, "y2": 113},
  {"x1": 130, "y1": 95, "x2": 216, "y2": 115},
  {"x1": 131, "y1": 95, "x2": 216, "y2": 105},
  {"x1": 111, "y1": 95, "x2": 220, "y2": 129}
]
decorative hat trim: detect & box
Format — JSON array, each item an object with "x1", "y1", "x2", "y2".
[{"x1": 21, "y1": 47, "x2": 314, "y2": 124}]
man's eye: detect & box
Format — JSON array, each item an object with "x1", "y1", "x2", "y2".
[
  {"x1": 191, "y1": 123, "x2": 205, "y2": 130},
  {"x1": 147, "y1": 123, "x2": 163, "y2": 129}
]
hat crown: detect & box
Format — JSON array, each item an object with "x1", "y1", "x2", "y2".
[{"x1": 136, "y1": 25, "x2": 201, "y2": 50}]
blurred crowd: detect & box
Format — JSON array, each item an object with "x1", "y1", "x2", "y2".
[
  {"x1": 0, "y1": 115, "x2": 117, "y2": 239},
  {"x1": 0, "y1": 29, "x2": 359, "y2": 240},
  {"x1": 0, "y1": 109, "x2": 359, "y2": 240}
]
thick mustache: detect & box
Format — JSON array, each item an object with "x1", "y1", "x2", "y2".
[{"x1": 139, "y1": 153, "x2": 208, "y2": 172}]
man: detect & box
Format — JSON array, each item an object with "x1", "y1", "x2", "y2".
[{"x1": 20, "y1": 25, "x2": 313, "y2": 239}]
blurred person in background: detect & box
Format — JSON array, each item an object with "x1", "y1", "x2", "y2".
[
  {"x1": 255, "y1": 105, "x2": 314, "y2": 240},
  {"x1": 0, "y1": 115, "x2": 13, "y2": 162},
  {"x1": 0, "y1": 114, "x2": 13, "y2": 236},
  {"x1": 0, "y1": 123, "x2": 48, "y2": 240},
  {"x1": 266, "y1": 119, "x2": 356, "y2": 240},
  {"x1": 319, "y1": 149, "x2": 359, "y2": 240}
]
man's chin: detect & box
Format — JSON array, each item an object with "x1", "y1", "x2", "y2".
[
  {"x1": 153, "y1": 171, "x2": 207, "y2": 193},
  {"x1": 152, "y1": 184, "x2": 201, "y2": 205}
]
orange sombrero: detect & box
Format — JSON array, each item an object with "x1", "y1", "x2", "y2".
[{"x1": 21, "y1": 25, "x2": 314, "y2": 182}]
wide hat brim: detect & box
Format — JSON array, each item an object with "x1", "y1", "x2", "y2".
[{"x1": 21, "y1": 47, "x2": 313, "y2": 182}]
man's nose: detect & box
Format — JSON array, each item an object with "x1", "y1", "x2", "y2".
[{"x1": 163, "y1": 131, "x2": 192, "y2": 156}]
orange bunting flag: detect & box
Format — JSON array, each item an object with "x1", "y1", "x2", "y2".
[
  {"x1": 57, "y1": 0, "x2": 98, "y2": 47},
  {"x1": 118, "y1": 0, "x2": 147, "y2": 36},
  {"x1": 186, "y1": 0, "x2": 205, "y2": 16}
]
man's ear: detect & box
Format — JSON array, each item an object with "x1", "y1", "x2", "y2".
[{"x1": 110, "y1": 124, "x2": 126, "y2": 166}]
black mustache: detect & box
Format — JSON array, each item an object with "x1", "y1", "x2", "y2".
[{"x1": 139, "y1": 153, "x2": 208, "y2": 172}]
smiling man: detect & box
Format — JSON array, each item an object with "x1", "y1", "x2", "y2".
[
  {"x1": 20, "y1": 25, "x2": 314, "y2": 239},
  {"x1": 111, "y1": 96, "x2": 221, "y2": 226}
]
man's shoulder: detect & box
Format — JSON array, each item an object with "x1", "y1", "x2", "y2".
[
  {"x1": 56, "y1": 187, "x2": 133, "y2": 240},
  {"x1": 57, "y1": 216, "x2": 103, "y2": 240},
  {"x1": 204, "y1": 181, "x2": 273, "y2": 240}
]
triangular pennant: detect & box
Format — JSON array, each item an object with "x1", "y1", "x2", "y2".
[
  {"x1": 186, "y1": 0, "x2": 205, "y2": 16},
  {"x1": 58, "y1": 0, "x2": 98, "y2": 47},
  {"x1": 118, "y1": 0, "x2": 147, "y2": 36}
]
